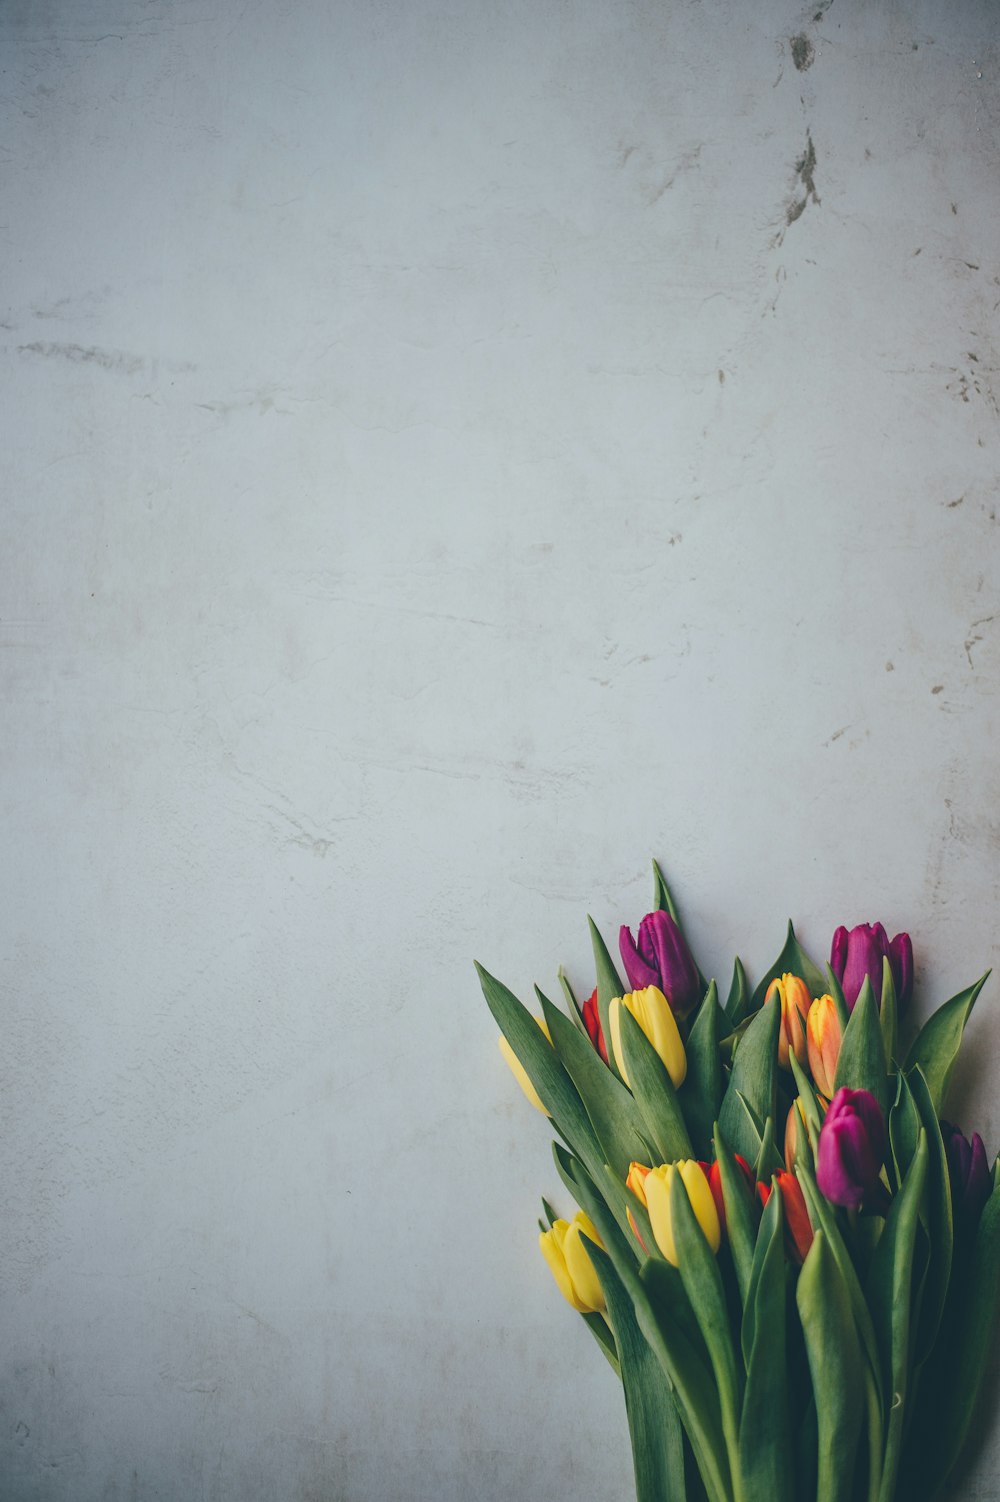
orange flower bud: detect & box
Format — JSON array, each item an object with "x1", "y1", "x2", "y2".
[
  {"x1": 707, "y1": 1155, "x2": 755, "y2": 1236},
  {"x1": 806, "y1": 993, "x2": 843, "y2": 1098},
  {"x1": 766, "y1": 972, "x2": 812, "y2": 1069},
  {"x1": 758, "y1": 1171, "x2": 814, "y2": 1264}
]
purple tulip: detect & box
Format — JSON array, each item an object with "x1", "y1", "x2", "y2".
[
  {"x1": 817, "y1": 1087, "x2": 888, "y2": 1210},
  {"x1": 618, "y1": 910, "x2": 700, "y2": 1019},
  {"x1": 830, "y1": 922, "x2": 913, "y2": 1013},
  {"x1": 940, "y1": 1121, "x2": 992, "y2": 1230}
]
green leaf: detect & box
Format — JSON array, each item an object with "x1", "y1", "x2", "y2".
[
  {"x1": 589, "y1": 916, "x2": 628, "y2": 1083},
  {"x1": 679, "y1": 981, "x2": 722, "y2": 1158},
  {"x1": 919, "y1": 1165, "x2": 1000, "y2": 1499},
  {"x1": 833, "y1": 978, "x2": 890, "y2": 1119},
  {"x1": 796, "y1": 1231, "x2": 866, "y2": 1502},
  {"x1": 755, "y1": 1115, "x2": 783, "y2": 1180},
  {"x1": 788, "y1": 1049, "x2": 823, "y2": 1140},
  {"x1": 904, "y1": 972, "x2": 990, "y2": 1115},
  {"x1": 866, "y1": 1130, "x2": 928, "y2": 1502},
  {"x1": 541, "y1": 1196, "x2": 559, "y2": 1229},
  {"x1": 476, "y1": 963, "x2": 603, "y2": 1168},
  {"x1": 557, "y1": 1146, "x2": 729, "y2": 1502},
  {"x1": 724, "y1": 956, "x2": 750, "y2": 1025},
  {"x1": 617, "y1": 1005, "x2": 694, "y2": 1163},
  {"x1": 588, "y1": 1245, "x2": 686, "y2": 1502},
  {"x1": 669, "y1": 1172, "x2": 743, "y2": 1491},
  {"x1": 739, "y1": 1190, "x2": 793, "y2": 1502},
  {"x1": 556, "y1": 967, "x2": 591, "y2": 1040},
  {"x1": 750, "y1": 920, "x2": 827, "y2": 1012},
  {"x1": 879, "y1": 956, "x2": 899, "y2": 1070},
  {"x1": 652, "y1": 858, "x2": 682, "y2": 922},
  {"x1": 888, "y1": 1070, "x2": 920, "y2": 1191},
  {"x1": 907, "y1": 1068, "x2": 953, "y2": 1367},
  {"x1": 539, "y1": 992, "x2": 654, "y2": 1181},
  {"x1": 719, "y1": 996, "x2": 779, "y2": 1162},
  {"x1": 713, "y1": 1122, "x2": 758, "y2": 1306}
]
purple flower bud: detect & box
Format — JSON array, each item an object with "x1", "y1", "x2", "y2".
[
  {"x1": 830, "y1": 923, "x2": 913, "y2": 1013},
  {"x1": 816, "y1": 1087, "x2": 887, "y2": 1209},
  {"x1": 940, "y1": 1120, "x2": 992, "y2": 1231},
  {"x1": 618, "y1": 910, "x2": 700, "y2": 1019}
]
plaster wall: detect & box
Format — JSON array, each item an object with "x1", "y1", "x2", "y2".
[{"x1": 1, "y1": 1, "x2": 999, "y2": 1498}]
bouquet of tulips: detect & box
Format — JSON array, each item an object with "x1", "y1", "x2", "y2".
[{"x1": 476, "y1": 862, "x2": 1000, "y2": 1502}]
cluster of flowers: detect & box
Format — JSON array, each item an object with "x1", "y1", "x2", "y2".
[{"x1": 478, "y1": 867, "x2": 1000, "y2": 1502}]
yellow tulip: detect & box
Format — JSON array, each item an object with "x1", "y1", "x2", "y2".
[
  {"x1": 643, "y1": 1160, "x2": 721, "y2": 1266},
  {"x1": 609, "y1": 986, "x2": 687, "y2": 1088},
  {"x1": 806, "y1": 993, "x2": 842, "y2": 1098},
  {"x1": 498, "y1": 1017, "x2": 552, "y2": 1114},
  {"x1": 539, "y1": 1212, "x2": 605, "y2": 1313},
  {"x1": 766, "y1": 972, "x2": 812, "y2": 1069}
]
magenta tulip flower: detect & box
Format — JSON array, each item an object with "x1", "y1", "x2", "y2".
[
  {"x1": 830, "y1": 922, "x2": 913, "y2": 1013},
  {"x1": 619, "y1": 910, "x2": 700, "y2": 1019},
  {"x1": 816, "y1": 1087, "x2": 887, "y2": 1210},
  {"x1": 941, "y1": 1121, "x2": 992, "y2": 1231}
]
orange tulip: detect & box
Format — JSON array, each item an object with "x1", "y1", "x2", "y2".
[
  {"x1": 766, "y1": 972, "x2": 812, "y2": 1069},
  {"x1": 758, "y1": 1171, "x2": 814, "y2": 1264}
]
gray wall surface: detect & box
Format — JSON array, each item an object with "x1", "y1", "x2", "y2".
[{"x1": 2, "y1": 1, "x2": 999, "y2": 1498}]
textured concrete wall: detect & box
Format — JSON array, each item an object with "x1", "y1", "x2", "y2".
[{"x1": 2, "y1": 1, "x2": 999, "y2": 1498}]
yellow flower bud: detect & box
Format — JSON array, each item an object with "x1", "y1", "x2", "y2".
[
  {"x1": 539, "y1": 1212, "x2": 605, "y2": 1313},
  {"x1": 609, "y1": 986, "x2": 687, "y2": 1088},
  {"x1": 643, "y1": 1160, "x2": 721, "y2": 1267},
  {"x1": 766, "y1": 972, "x2": 812, "y2": 1069},
  {"x1": 498, "y1": 1017, "x2": 552, "y2": 1114},
  {"x1": 806, "y1": 993, "x2": 842, "y2": 1098}
]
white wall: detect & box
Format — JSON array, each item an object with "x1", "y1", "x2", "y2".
[{"x1": 2, "y1": 1, "x2": 999, "y2": 1498}]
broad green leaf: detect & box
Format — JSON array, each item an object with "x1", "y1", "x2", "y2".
[
  {"x1": 750, "y1": 920, "x2": 827, "y2": 1012},
  {"x1": 589, "y1": 1245, "x2": 686, "y2": 1502},
  {"x1": 589, "y1": 916, "x2": 628, "y2": 1083},
  {"x1": 879, "y1": 956, "x2": 899, "y2": 1070},
  {"x1": 724, "y1": 955, "x2": 750, "y2": 1025},
  {"x1": 904, "y1": 972, "x2": 990, "y2": 1115},
  {"x1": 618, "y1": 1005, "x2": 693, "y2": 1163},
  {"x1": 719, "y1": 996, "x2": 779, "y2": 1162},
  {"x1": 739, "y1": 1190, "x2": 793, "y2": 1502},
  {"x1": 560, "y1": 1144, "x2": 729, "y2": 1502},
  {"x1": 755, "y1": 1115, "x2": 783, "y2": 1179},
  {"x1": 669, "y1": 1171, "x2": 743, "y2": 1487},
  {"x1": 679, "y1": 981, "x2": 722, "y2": 1158},
  {"x1": 919, "y1": 1165, "x2": 1000, "y2": 1499},
  {"x1": 833, "y1": 978, "x2": 890, "y2": 1119},
  {"x1": 866, "y1": 1130, "x2": 928, "y2": 1502},
  {"x1": 581, "y1": 1309, "x2": 621, "y2": 1376},
  {"x1": 907, "y1": 1068, "x2": 953, "y2": 1367},
  {"x1": 888, "y1": 1070, "x2": 920, "y2": 1191},
  {"x1": 539, "y1": 992, "x2": 654, "y2": 1180},
  {"x1": 556, "y1": 967, "x2": 591, "y2": 1040},
  {"x1": 797, "y1": 1231, "x2": 866, "y2": 1502},
  {"x1": 788, "y1": 1049, "x2": 823, "y2": 1139},
  {"x1": 713, "y1": 1122, "x2": 758, "y2": 1305},
  {"x1": 476, "y1": 963, "x2": 603, "y2": 1168}
]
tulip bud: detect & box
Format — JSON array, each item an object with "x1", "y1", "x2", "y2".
[
  {"x1": 940, "y1": 1121, "x2": 992, "y2": 1233},
  {"x1": 498, "y1": 1017, "x2": 552, "y2": 1115},
  {"x1": 765, "y1": 972, "x2": 812, "y2": 1070},
  {"x1": 539, "y1": 1212, "x2": 606, "y2": 1313},
  {"x1": 830, "y1": 923, "x2": 913, "y2": 1013},
  {"x1": 816, "y1": 1087, "x2": 887, "y2": 1210},
  {"x1": 618, "y1": 910, "x2": 701, "y2": 1019},
  {"x1": 581, "y1": 987, "x2": 609, "y2": 1065},
  {"x1": 610, "y1": 986, "x2": 687, "y2": 1089},
  {"x1": 785, "y1": 1098, "x2": 806, "y2": 1171},
  {"x1": 758, "y1": 1171, "x2": 815, "y2": 1263},
  {"x1": 644, "y1": 1160, "x2": 721, "y2": 1266},
  {"x1": 806, "y1": 993, "x2": 842, "y2": 1097},
  {"x1": 625, "y1": 1161, "x2": 651, "y2": 1250},
  {"x1": 707, "y1": 1154, "x2": 755, "y2": 1236}
]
